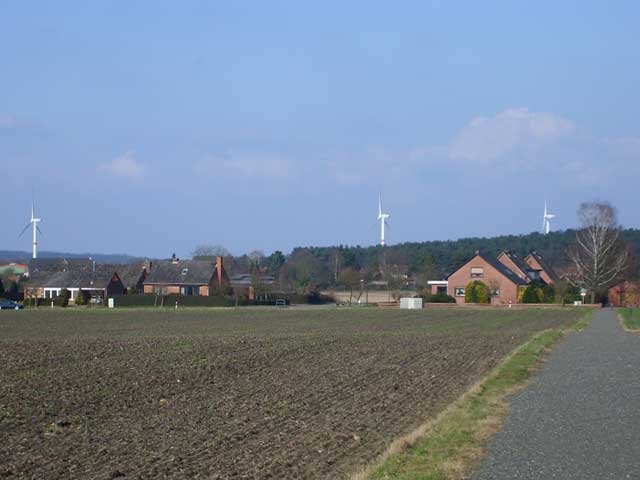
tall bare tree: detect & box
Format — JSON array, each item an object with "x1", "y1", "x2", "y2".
[
  {"x1": 568, "y1": 201, "x2": 628, "y2": 303},
  {"x1": 192, "y1": 244, "x2": 231, "y2": 259}
]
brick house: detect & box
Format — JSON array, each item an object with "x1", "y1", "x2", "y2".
[
  {"x1": 24, "y1": 258, "x2": 125, "y2": 304},
  {"x1": 608, "y1": 281, "x2": 640, "y2": 307},
  {"x1": 497, "y1": 251, "x2": 535, "y2": 283},
  {"x1": 142, "y1": 255, "x2": 229, "y2": 296},
  {"x1": 524, "y1": 251, "x2": 558, "y2": 285},
  {"x1": 447, "y1": 251, "x2": 529, "y2": 305},
  {"x1": 117, "y1": 260, "x2": 152, "y2": 294}
]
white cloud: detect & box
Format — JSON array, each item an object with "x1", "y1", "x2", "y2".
[
  {"x1": 449, "y1": 108, "x2": 575, "y2": 164},
  {"x1": 98, "y1": 151, "x2": 145, "y2": 180}
]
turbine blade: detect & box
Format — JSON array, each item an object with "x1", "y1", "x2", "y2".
[
  {"x1": 37, "y1": 225, "x2": 44, "y2": 236},
  {"x1": 18, "y1": 223, "x2": 30, "y2": 239},
  {"x1": 378, "y1": 194, "x2": 382, "y2": 217}
]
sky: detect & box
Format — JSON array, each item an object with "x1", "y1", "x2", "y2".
[{"x1": 2, "y1": 1, "x2": 640, "y2": 258}]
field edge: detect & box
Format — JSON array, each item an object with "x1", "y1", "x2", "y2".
[
  {"x1": 352, "y1": 311, "x2": 593, "y2": 480},
  {"x1": 618, "y1": 308, "x2": 640, "y2": 333}
]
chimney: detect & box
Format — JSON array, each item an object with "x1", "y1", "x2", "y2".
[
  {"x1": 171, "y1": 253, "x2": 179, "y2": 264},
  {"x1": 216, "y1": 256, "x2": 223, "y2": 284}
]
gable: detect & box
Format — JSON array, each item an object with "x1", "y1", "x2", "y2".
[{"x1": 449, "y1": 253, "x2": 527, "y2": 287}]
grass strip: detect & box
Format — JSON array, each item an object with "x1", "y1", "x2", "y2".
[
  {"x1": 618, "y1": 308, "x2": 640, "y2": 331},
  {"x1": 356, "y1": 314, "x2": 591, "y2": 480}
]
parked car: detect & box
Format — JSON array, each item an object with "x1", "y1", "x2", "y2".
[{"x1": 0, "y1": 300, "x2": 23, "y2": 310}]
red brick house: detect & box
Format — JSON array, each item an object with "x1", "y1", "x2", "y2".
[
  {"x1": 608, "y1": 281, "x2": 640, "y2": 307},
  {"x1": 142, "y1": 255, "x2": 229, "y2": 296},
  {"x1": 447, "y1": 251, "x2": 529, "y2": 305},
  {"x1": 497, "y1": 251, "x2": 533, "y2": 283},
  {"x1": 524, "y1": 251, "x2": 558, "y2": 285}
]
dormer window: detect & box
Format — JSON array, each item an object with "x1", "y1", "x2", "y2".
[{"x1": 181, "y1": 268, "x2": 189, "y2": 276}]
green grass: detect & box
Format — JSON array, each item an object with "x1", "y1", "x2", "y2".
[
  {"x1": 619, "y1": 308, "x2": 640, "y2": 330},
  {"x1": 365, "y1": 312, "x2": 592, "y2": 480}
]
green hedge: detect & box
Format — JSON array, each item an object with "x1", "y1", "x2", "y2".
[
  {"x1": 425, "y1": 292, "x2": 457, "y2": 303},
  {"x1": 110, "y1": 295, "x2": 160, "y2": 307},
  {"x1": 24, "y1": 298, "x2": 53, "y2": 308},
  {"x1": 165, "y1": 295, "x2": 239, "y2": 307},
  {"x1": 109, "y1": 294, "x2": 245, "y2": 308},
  {"x1": 107, "y1": 291, "x2": 335, "y2": 308}
]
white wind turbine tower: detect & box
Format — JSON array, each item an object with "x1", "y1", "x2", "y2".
[
  {"x1": 542, "y1": 199, "x2": 556, "y2": 235},
  {"x1": 18, "y1": 200, "x2": 43, "y2": 259},
  {"x1": 377, "y1": 194, "x2": 390, "y2": 246}
]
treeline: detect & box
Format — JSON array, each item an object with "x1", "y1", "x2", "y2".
[{"x1": 218, "y1": 228, "x2": 640, "y2": 291}]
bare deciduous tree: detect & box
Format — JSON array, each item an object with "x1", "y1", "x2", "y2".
[
  {"x1": 192, "y1": 244, "x2": 231, "y2": 259},
  {"x1": 568, "y1": 201, "x2": 628, "y2": 303},
  {"x1": 338, "y1": 267, "x2": 361, "y2": 304}
]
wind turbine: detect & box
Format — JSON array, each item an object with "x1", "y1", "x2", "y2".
[
  {"x1": 18, "y1": 200, "x2": 43, "y2": 259},
  {"x1": 377, "y1": 194, "x2": 390, "y2": 246},
  {"x1": 542, "y1": 200, "x2": 556, "y2": 235}
]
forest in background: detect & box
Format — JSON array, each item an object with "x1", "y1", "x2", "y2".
[{"x1": 209, "y1": 228, "x2": 640, "y2": 291}]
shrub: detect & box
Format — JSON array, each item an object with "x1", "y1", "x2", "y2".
[
  {"x1": 522, "y1": 281, "x2": 556, "y2": 304},
  {"x1": 3, "y1": 281, "x2": 21, "y2": 301},
  {"x1": 74, "y1": 290, "x2": 86, "y2": 306},
  {"x1": 54, "y1": 289, "x2": 69, "y2": 307},
  {"x1": 465, "y1": 281, "x2": 490, "y2": 304},
  {"x1": 428, "y1": 292, "x2": 457, "y2": 303}
]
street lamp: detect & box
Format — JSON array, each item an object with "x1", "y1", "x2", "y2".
[{"x1": 580, "y1": 288, "x2": 587, "y2": 304}]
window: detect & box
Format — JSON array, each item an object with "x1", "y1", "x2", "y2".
[
  {"x1": 470, "y1": 267, "x2": 484, "y2": 278},
  {"x1": 180, "y1": 286, "x2": 198, "y2": 296},
  {"x1": 455, "y1": 287, "x2": 465, "y2": 297},
  {"x1": 490, "y1": 288, "x2": 500, "y2": 296},
  {"x1": 181, "y1": 268, "x2": 189, "y2": 276}
]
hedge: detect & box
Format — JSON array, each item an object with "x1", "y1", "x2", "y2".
[
  {"x1": 93, "y1": 291, "x2": 335, "y2": 308},
  {"x1": 109, "y1": 294, "x2": 247, "y2": 308}
]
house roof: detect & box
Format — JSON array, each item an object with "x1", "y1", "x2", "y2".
[
  {"x1": 498, "y1": 251, "x2": 533, "y2": 281},
  {"x1": 116, "y1": 261, "x2": 150, "y2": 288},
  {"x1": 474, "y1": 252, "x2": 529, "y2": 286},
  {"x1": 26, "y1": 259, "x2": 121, "y2": 289},
  {"x1": 526, "y1": 251, "x2": 559, "y2": 282},
  {"x1": 144, "y1": 260, "x2": 214, "y2": 286},
  {"x1": 229, "y1": 273, "x2": 276, "y2": 287}
]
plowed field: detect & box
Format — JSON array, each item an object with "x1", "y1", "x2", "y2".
[{"x1": 0, "y1": 307, "x2": 584, "y2": 479}]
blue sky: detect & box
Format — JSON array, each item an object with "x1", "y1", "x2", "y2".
[{"x1": 2, "y1": 1, "x2": 640, "y2": 257}]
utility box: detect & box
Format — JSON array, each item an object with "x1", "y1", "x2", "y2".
[
  {"x1": 108, "y1": 298, "x2": 115, "y2": 309},
  {"x1": 400, "y1": 298, "x2": 423, "y2": 309}
]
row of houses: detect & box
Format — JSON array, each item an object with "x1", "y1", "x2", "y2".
[
  {"x1": 429, "y1": 250, "x2": 559, "y2": 305},
  {"x1": 9, "y1": 249, "x2": 639, "y2": 306},
  {"x1": 22, "y1": 255, "x2": 274, "y2": 304}
]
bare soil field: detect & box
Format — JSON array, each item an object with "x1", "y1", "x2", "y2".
[{"x1": 0, "y1": 307, "x2": 584, "y2": 479}]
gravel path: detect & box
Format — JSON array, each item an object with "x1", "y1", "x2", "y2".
[{"x1": 473, "y1": 309, "x2": 640, "y2": 479}]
